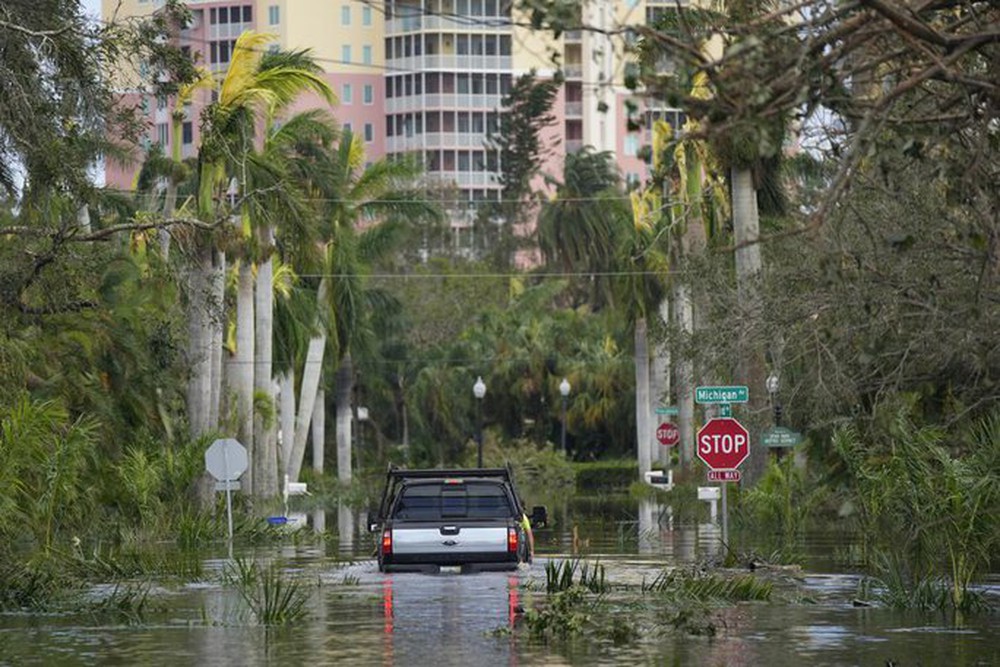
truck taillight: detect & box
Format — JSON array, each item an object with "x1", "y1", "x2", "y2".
[
  {"x1": 507, "y1": 527, "x2": 518, "y2": 553},
  {"x1": 382, "y1": 529, "x2": 392, "y2": 554}
]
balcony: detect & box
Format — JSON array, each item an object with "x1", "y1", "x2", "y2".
[
  {"x1": 387, "y1": 14, "x2": 513, "y2": 34},
  {"x1": 564, "y1": 101, "x2": 583, "y2": 118},
  {"x1": 389, "y1": 54, "x2": 513, "y2": 72},
  {"x1": 565, "y1": 139, "x2": 583, "y2": 154},
  {"x1": 563, "y1": 64, "x2": 583, "y2": 79}
]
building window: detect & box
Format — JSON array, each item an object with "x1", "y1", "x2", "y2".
[
  {"x1": 624, "y1": 133, "x2": 639, "y2": 157},
  {"x1": 156, "y1": 123, "x2": 169, "y2": 146},
  {"x1": 362, "y1": 5, "x2": 372, "y2": 25},
  {"x1": 343, "y1": 122, "x2": 352, "y2": 135},
  {"x1": 182, "y1": 121, "x2": 194, "y2": 145},
  {"x1": 341, "y1": 5, "x2": 351, "y2": 25},
  {"x1": 342, "y1": 45, "x2": 352, "y2": 64},
  {"x1": 268, "y1": 5, "x2": 279, "y2": 25},
  {"x1": 362, "y1": 45, "x2": 372, "y2": 65},
  {"x1": 364, "y1": 123, "x2": 373, "y2": 142},
  {"x1": 363, "y1": 84, "x2": 374, "y2": 105},
  {"x1": 342, "y1": 83, "x2": 353, "y2": 104}
]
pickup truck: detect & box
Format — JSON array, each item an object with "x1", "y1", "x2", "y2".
[{"x1": 367, "y1": 466, "x2": 548, "y2": 573}]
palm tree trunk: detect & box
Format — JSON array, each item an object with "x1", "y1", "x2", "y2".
[
  {"x1": 634, "y1": 317, "x2": 652, "y2": 479},
  {"x1": 290, "y1": 332, "x2": 325, "y2": 482},
  {"x1": 335, "y1": 354, "x2": 353, "y2": 485},
  {"x1": 279, "y1": 370, "x2": 295, "y2": 475},
  {"x1": 651, "y1": 297, "x2": 671, "y2": 467},
  {"x1": 674, "y1": 280, "x2": 696, "y2": 471},
  {"x1": 234, "y1": 259, "x2": 255, "y2": 493},
  {"x1": 731, "y1": 166, "x2": 767, "y2": 484},
  {"x1": 186, "y1": 244, "x2": 215, "y2": 438},
  {"x1": 311, "y1": 388, "x2": 325, "y2": 473},
  {"x1": 208, "y1": 248, "x2": 226, "y2": 431},
  {"x1": 254, "y1": 228, "x2": 278, "y2": 498}
]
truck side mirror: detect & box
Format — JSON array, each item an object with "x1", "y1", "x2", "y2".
[
  {"x1": 366, "y1": 510, "x2": 379, "y2": 533},
  {"x1": 529, "y1": 505, "x2": 548, "y2": 528}
]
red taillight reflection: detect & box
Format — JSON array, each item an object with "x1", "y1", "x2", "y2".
[
  {"x1": 382, "y1": 529, "x2": 392, "y2": 554},
  {"x1": 507, "y1": 527, "x2": 518, "y2": 553}
]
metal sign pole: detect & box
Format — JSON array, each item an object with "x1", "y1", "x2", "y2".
[
  {"x1": 224, "y1": 447, "x2": 234, "y2": 546},
  {"x1": 721, "y1": 482, "x2": 729, "y2": 548}
]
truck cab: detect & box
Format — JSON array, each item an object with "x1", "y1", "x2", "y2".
[{"x1": 368, "y1": 467, "x2": 547, "y2": 573}]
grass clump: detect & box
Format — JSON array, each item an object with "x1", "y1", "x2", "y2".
[
  {"x1": 224, "y1": 557, "x2": 311, "y2": 626},
  {"x1": 545, "y1": 558, "x2": 609, "y2": 594}
]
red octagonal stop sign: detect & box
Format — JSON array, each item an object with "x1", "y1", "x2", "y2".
[{"x1": 696, "y1": 418, "x2": 750, "y2": 470}]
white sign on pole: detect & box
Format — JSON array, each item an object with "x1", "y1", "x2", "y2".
[{"x1": 205, "y1": 438, "x2": 247, "y2": 547}]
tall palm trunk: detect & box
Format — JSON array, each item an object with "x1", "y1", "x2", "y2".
[
  {"x1": 289, "y1": 277, "x2": 331, "y2": 481},
  {"x1": 634, "y1": 317, "x2": 652, "y2": 479},
  {"x1": 254, "y1": 226, "x2": 278, "y2": 498},
  {"x1": 731, "y1": 166, "x2": 767, "y2": 483},
  {"x1": 279, "y1": 370, "x2": 295, "y2": 475},
  {"x1": 208, "y1": 248, "x2": 226, "y2": 431},
  {"x1": 312, "y1": 388, "x2": 325, "y2": 473},
  {"x1": 233, "y1": 259, "x2": 255, "y2": 492},
  {"x1": 186, "y1": 244, "x2": 215, "y2": 438},
  {"x1": 335, "y1": 354, "x2": 353, "y2": 485},
  {"x1": 651, "y1": 298, "x2": 671, "y2": 467}
]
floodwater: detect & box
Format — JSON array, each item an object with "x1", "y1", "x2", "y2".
[{"x1": 1, "y1": 496, "x2": 998, "y2": 666}]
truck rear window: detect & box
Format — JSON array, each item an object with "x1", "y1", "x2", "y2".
[{"x1": 393, "y1": 482, "x2": 513, "y2": 521}]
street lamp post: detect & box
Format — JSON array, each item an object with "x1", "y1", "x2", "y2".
[
  {"x1": 766, "y1": 372, "x2": 782, "y2": 459},
  {"x1": 559, "y1": 378, "x2": 571, "y2": 455},
  {"x1": 473, "y1": 376, "x2": 486, "y2": 467}
]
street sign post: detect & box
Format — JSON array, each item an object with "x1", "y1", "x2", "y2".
[
  {"x1": 695, "y1": 386, "x2": 749, "y2": 404},
  {"x1": 205, "y1": 438, "x2": 248, "y2": 545},
  {"x1": 696, "y1": 418, "x2": 750, "y2": 548},
  {"x1": 656, "y1": 421, "x2": 680, "y2": 447}
]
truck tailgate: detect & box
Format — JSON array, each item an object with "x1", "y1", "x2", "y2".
[{"x1": 392, "y1": 526, "x2": 508, "y2": 555}]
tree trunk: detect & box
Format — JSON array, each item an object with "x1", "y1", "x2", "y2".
[
  {"x1": 731, "y1": 166, "x2": 767, "y2": 484},
  {"x1": 289, "y1": 332, "x2": 325, "y2": 482},
  {"x1": 208, "y1": 248, "x2": 226, "y2": 432},
  {"x1": 312, "y1": 388, "x2": 325, "y2": 473},
  {"x1": 254, "y1": 229, "x2": 278, "y2": 498},
  {"x1": 651, "y1": 297, "x2": 671, "y2": 467},
  {"x1": 634, "y1": 317, "x2": 652, "y2": 479},
  {"x1": 279, "y1": 370, "x2": 295, "y2": 476},
  {"x1": 335, "y1": 355, "x2": 353, "y2": 485},
  {"x1": 234, "y1": 259, "x2": 255, "y2": 494},
  {"x1": 186, "y1": 244, "x2": 215, "y2": 438},
  {"x1": 674, "y1": 280, "x2": 696, "y2": 471}
]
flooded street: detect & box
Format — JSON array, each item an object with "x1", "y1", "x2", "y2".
[{"x1": 1, "y1": 498, "x2": 997, "y2": 666}]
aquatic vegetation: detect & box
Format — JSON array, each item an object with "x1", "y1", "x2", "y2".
[
  {"x1": 0, "y1": 561, "x2": 64, "y2": 611},
  {"x1": 642, "y1": 568, "x2": 773, "y2": 603},
  {"x1": 739, "y1": 455, "x2": 826, "y2": 537},
  {"x1": 523, "y1": 587, "x2": 595, "y2": 640},
  {"x1": 84, "y1": 582, "x2": 153, "y2": 624},
  {"x1": 834, "y1": 406, "x2": 1000, "y2": 612},
  {"x1": 545, "y1": 558, "x2": 609, "y2": 594},
  {"x1": 225, "y1": 558, "x2": 311, "y2": 625}
]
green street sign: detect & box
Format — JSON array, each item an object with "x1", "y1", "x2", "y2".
[
  {"x1": 718, "y1": 403, "x2": 732, "y2": 417},
  {"x1": 695, "y1": 386, "x2": 749, "y2": 404},
  {"x1": 762, "y1": 426, "x2": 804, "y2": 448},
  {"x1": 655, "y1": 406, "x2": 680, "y2": 415}
]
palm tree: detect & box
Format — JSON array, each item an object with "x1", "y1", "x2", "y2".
[
  {"x1": 537, "y1": 147, "x2": 631, "y2": 310},
  {"x1": 285, "y1": 131, "x2": 440, "y2": 483},
  {"x1": 183, "y1": 31, "x2": 332, "y2": 501}
]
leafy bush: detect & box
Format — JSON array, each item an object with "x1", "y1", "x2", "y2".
[
  {"x1": 834, "y1": 404, "x2": 1000, "y2": 611},
  {"x1": 573, "y1": 459, "x2": 637, "y2": 492}
]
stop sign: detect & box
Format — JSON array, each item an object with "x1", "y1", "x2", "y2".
[
  {"x1": 656, "y1": 421, "x2": 679, "y2": 447},
  {"x1": 696, "y1": 418, "x2": 750, "y2": 470},
  {"x1": 205, "y1": 438, "x2": 248, "y2": 481}
]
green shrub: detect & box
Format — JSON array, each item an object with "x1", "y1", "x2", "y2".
[{"x1": 573, "y1": 459, "x2": 637, "y2": 492}]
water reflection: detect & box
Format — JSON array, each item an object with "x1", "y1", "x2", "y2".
[
  {"x1": 337, "y1": 501, "x2": 354, "y2": 554},
  {"x1": 378, "y1": 572, "x2": 524, "y2": 666}
]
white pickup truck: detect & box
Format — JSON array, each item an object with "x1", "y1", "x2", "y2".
[{"x1": 367, "y1": 466, "x2": 548, "y2": 573}]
